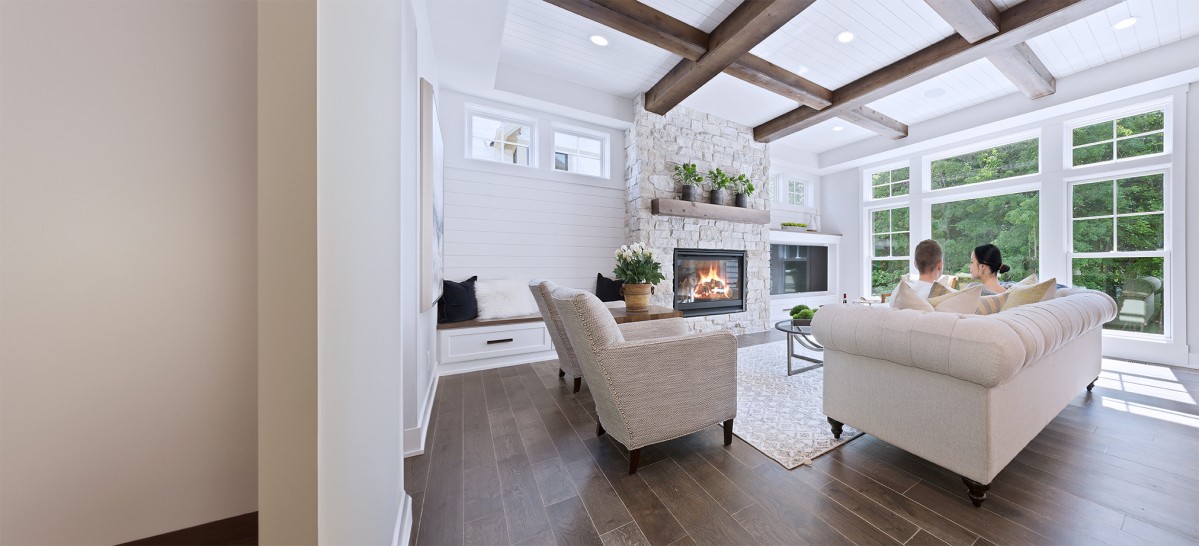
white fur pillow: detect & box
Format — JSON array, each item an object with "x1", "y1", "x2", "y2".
[{"x1": 475, "y1": 279, "x2": 540, "y2": 319}]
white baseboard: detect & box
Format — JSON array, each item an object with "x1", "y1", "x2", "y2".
[
  {"x1": 1189, "y1": 353, "x2": 1199, "y2": 368},
  {"x1": 403, "y1": 373, "x2": 440, "y2": 457},
  {"x1": 437, "y1": 349, "x2": 558, "y2": 377},
  {"x1": 393, "y1": 494, "x2": 413, "y2": 546}
]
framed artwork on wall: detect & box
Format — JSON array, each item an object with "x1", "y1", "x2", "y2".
[{"x1": 420, "y1": 77, "x2": 444, "y2": 311}]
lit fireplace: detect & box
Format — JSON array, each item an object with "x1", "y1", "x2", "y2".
[{"x1": 674, "y1": 249, "x2": 746, "y2": 317}]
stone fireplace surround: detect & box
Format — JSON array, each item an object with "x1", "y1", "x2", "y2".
[{"x1": 624, "y1": 95, "x2": 771, "y2": 335}]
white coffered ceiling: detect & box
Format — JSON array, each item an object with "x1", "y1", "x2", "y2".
[{"x1": 476, "y1": 0, "x2": 1199, "y2": 154}]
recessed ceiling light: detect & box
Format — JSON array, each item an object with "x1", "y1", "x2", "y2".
[
  {"x1": 837, "y1": 31, "x2": 855, "y2": 43},
  {"x1": 797, "y1": 65, "x2": 810, "y2": 75},
  {"x1": 590, "y1": 35, "x2": 609, "y2": 46},
  {"x1": 832, "y1": 126, "x2": 844, "y2": 132},
  {"x1": 924, "y1": 88, "x2": 946, "y2": 99},
  {"x1": 1113, "y1": 16, "x2": 1138, "y2": 30}
]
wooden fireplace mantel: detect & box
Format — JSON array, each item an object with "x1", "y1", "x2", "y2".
[{"x1": 651, "y1": 198, "x2": 771, "y2": 224}]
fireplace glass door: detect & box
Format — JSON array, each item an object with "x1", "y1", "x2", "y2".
[{"x1": 674, "y1": 249, "x2": 746, "y2": 316}]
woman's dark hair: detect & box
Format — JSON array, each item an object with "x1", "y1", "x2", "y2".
[{"x1": 974, "y1": 244, "x2": 1010, "y2": 276}]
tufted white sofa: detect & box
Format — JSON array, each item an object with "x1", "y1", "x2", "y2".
[{"x1": 811, "y1": 287, "x2": 1117, "y2": 507}]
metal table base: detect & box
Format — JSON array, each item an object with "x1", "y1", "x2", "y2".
[{"x1": 785, "y1": 331, "x2": 824, "y2": 375}]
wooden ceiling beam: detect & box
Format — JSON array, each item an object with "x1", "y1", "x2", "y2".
[
  {"x1": 754, "y1": 0, "x2": 1123, "y2": 143},
  {"x1": 546, "y1": 0, "x2": 833, "y2": 109},
  {"x1": 924, "y1": 0, "x2": 999, "y2": 42},
  {"x1": 988, "y1": 42, "x2": 1057, "y2": 99},
  {"x1": 642, "y1": 0, "x2": 816, "y2": 115},
  {"x1": 925, "y1": 0, "x2": 1057, "y2": 99},
  {"x1": 841, "y1": 106, "x2": 909, "y2": 140}
]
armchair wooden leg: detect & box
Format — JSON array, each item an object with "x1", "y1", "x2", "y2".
[
  {"x1": 827, "y1": 417, "x2": 844, "y2": 440},
  {"x1": 723, "y1": 419, "x2": 733, "y2": 445},
  {"x1": 558, "y1": 368, "x2": 566, "y2": 378},
  {"x1": 596, "y1": 421, "x2": 605, "y2": 437},
  {"x1": 963, "y1": 477, "x2": 990, "y2": 507},
  {"x1": 628, "y1": 449, "x2": 641, "y2": 474},
  {"x1": 573, "y1": 377, "x2": 582, "y2": 393},
  {"x1": 1086, "y1": 377, "x2": 1098, "y2": 392}
]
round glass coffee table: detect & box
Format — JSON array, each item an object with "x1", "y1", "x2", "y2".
[{"x1": 774, "y1": 320, "x2": 824, "y2": 376}]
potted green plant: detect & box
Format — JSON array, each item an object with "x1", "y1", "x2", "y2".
[
  {"x1": 613, "y1": 243, "x2": 665, "y2": 312},
  {"x1": 673, "y1": 162, "x2": 704, "y2": 202},
  {"x1": 780, "y1": 221, "x2": 808, "y2": 232},
  {"x1": 789, "y1": 304, "x2": 818, "y2": 326},
  {"x1": 707, "y1": 168, "x2": 732, "y2": 206},
  {"x1": 731, "y1": 174, "x2": 755, "y2": 208}
]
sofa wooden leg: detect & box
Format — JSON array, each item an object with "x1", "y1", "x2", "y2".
[
  {"x1": 723, "y1": 419, "x2": 734, "y2": 445},
  {"x1": 558, "y1": 368, "x2": 566, "y2": 378},
  {"x1": 963, "y1": 477, "x2": 990, "y2": 507},
  {"x1": 1087, "y1": 377, "x2": 1097, "y2": 392},
  {"x1": 628, "y1": 449, "x2": 641, "y2": 474},
  {"x1": 596, "y1": 421, "x2": 605, "y2": 437},
  {"x1": 827, "y1": 417, "x2": 844, "y2": 440},
  {"x1": 573, "y1": 377, "x2": 582, "y2": 393}
]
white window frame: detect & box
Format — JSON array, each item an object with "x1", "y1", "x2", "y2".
[
  {"x1": 464, "y1": 104, "x2": 537, "y2": 168},
  {"x1": 863, "y1": 203, "x2": 912, "y2": 296},
  {"x1": 923, "y1": 130, "x2": 1041, "y2": 194},
  {"x1": 922, "y1": 180, "x2": 1043, "y2": 283},
  {"x1": 1063, "y1": 99, "x2": 1172, "y2": 170},
  {"x1": 863, "y1": 162, "x2": 910, "y2": 202},
  {"x1": 1065, "y1": 165, "x2": 1173, "y2": 342},
  {"x1": 551, "y1": 123, "x2": 609, "y2": 179}
]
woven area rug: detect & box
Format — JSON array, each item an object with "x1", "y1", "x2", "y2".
[{"x1": 732, "y1": 340, "x2": 863, "y2": 469}]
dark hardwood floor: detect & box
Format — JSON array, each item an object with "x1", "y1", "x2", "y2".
[{"x1": 405, "y1": 330, "x2": 1199, "y2": 545}]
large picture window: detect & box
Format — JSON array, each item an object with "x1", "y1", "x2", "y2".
[
  {"x1": 931, "y1": 190, "x2": 1040, "y2": 284},
  {"x1": 869, "y1": 206, "x2": 909, "y2": 295},
  {"x1": 930, "y1": 138, "x2": 1038, "y2": 190},
  {"x1": 1071, "y1": 110, "x2": 1164, "y2": 167},
  {"x1": 1070, "y1": 173, "x2": 1167, "y2": 335}
]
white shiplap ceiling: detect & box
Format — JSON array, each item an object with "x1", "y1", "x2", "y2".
[{"x1": 494, "y1": 0, "x2": 1199, "y2": 153}]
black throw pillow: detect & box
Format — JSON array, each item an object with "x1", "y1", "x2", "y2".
[
  {"x1": 438, "y1": 276, "x2": 478, "y2": 323},
  {"x1": 595, "y1": 273, "x2": 624, "y2": 302}
]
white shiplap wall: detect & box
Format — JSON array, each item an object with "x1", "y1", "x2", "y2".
[{"x1": 439, "y1": 90, "x2": 626, "y2": 291}]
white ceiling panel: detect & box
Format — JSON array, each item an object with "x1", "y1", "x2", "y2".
[
  {"x1": 1026, "y1": 0, "x2": 1199, "y2": 80},
  {"x1": 679, "y1": 73, "x2": 799, "y2": 127},
  {"x1": 772, "y1": 117, "x2": 877, "y2": 154},
  {"x1": 500, "y1": 0, "x2": 680, "y2": 97},
  {"x1": 751, "y1": 0, "x2": 956, "y2": 89},
  {"x1": 638, "y1": 0, "x2": 740, "y2": 34},
  {"x1": 867, "y1": 59, "x2": 1020, "y2": 125},
  {"x1": 991, "y1": 0, "x2": 1026, "y2": 9}
]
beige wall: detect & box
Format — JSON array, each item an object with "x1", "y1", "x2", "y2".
[
  {"x1": 0, "y1": 1, "x2": 258, "y2": 544},
  {"x1": 257, "y1": 0, "x2": 319, "y2": 544}
]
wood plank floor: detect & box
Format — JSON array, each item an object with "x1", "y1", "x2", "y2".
[{"x1": 406, "y1": 330, "x2": 1199, "y2": 545}]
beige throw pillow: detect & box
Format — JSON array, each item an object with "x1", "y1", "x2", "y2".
[
  {"x1": 927, "y1": 284, "x2": 983, "y2": 314},
  {"x1": 929, "y1": 281, "x2": 1005, "y2": 315},
  {"x1": 1001, "y1": 277, "x2": 1058, "y2": 311},
  {"x1": 891, "y1": 280, "x2": 934, "y2": 312}
]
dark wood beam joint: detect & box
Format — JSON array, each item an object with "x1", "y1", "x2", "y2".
[
  {"x1": 645, "y1": 0, "x2": 815, "y2": 115},
  {"x1": 841, "y1": 107, "x2": 908, "y2": 139}
]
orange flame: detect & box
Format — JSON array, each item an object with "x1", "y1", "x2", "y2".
[{"x1": 692, "y1": 262, "x2": 730, "y2": 300}]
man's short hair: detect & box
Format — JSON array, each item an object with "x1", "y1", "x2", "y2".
[{"x1": 914, "y1": 239, "x2": 943, "y2": 274}]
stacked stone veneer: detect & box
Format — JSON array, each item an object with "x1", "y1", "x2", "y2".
[{"x1": 624, "y1": 95, "x2": 771, "y2": 334}]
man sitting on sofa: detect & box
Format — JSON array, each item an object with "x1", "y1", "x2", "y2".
[{"x1": 895, "y1": 239, "x2": 944, "y2": 299}]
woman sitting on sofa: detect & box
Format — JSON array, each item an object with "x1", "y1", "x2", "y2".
[{"x1": 968, "y1": 243, "x2": 1011, "y2": 295}]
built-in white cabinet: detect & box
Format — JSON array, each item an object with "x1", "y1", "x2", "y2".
[{"x1": 768, "y1": 229, "x2": 842, "y2": 323}]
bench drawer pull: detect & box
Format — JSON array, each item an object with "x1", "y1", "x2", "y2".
[{"x1": 486, "y1": 338, "x2": 514, "y2": 345}]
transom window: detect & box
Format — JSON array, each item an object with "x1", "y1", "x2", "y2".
[
  {"x1": 869, "y1": 166, "x2": 909, "y2": 199},
  {"x1": 553, "y1": 129, "x2": 606, "y2": 177},
  {"x1": 930, "y1": 137, "x2": 1038, "y2": 190},
  {"x1": 1071, "y1": 110, "x2": 1164, "y2": 167},
  {"x1": 468, "y1": 109, "x2": 534, "y2": 166},
  {"x1": 869, "y1": 206, "x2": 909, "y2": 295}
]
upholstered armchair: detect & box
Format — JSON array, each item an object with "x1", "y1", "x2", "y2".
[
  {"x1": 529, "y1": 280, "x2": 690, "y2": 393},
  {"x1": 549, "y1": 285, "x2": 737, "y2": 473}
]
